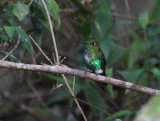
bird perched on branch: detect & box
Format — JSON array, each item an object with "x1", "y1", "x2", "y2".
[
  {"x1": 82, "y1": 40, "x2": 106, "y2": 76},
  {"x1": 82, "y1": 39, "x2": 107, "y2": 90}
]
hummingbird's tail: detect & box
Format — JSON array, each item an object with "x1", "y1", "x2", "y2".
[{"x1": 97, "y1": 72, "x2": 107, "y2": 91}]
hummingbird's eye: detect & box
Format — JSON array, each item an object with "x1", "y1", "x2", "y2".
[{"x1": 91, "y1": 42, "x2": 96, "y2": 46}]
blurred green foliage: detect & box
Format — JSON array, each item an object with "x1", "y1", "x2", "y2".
[{"x1": 0, "y1": 0, "x2": 160, "y2": 121}]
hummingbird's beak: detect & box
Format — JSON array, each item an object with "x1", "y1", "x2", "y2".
[{"x1": 78, "y1": 41, "x2": 88, "y2": 45}]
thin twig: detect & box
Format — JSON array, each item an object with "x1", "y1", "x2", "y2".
[
  {"x1": 28, "y1": 0, "x2": 34, "y2": 7},
  {"x1": 50, "y1": 84, "x2": 64, "y2": 94},
  {"x1": 26, "y1": 80, "x2": 48, "y2": 108},
  {"x1": 13, "y1": 85, "x2": 63, "y2": 99},
  {"x1": 59, "y1": 56, "x2": 61, "y2": 60},
  {"x1": 2, "y1": 34, "x2": 21, "y2": 60},
  {"x1": 0, "y1": 90, "x2": 52, "y2": 121},
  {"x1": 40, "y1": 0, "x2": 87, "y2": 120},
  {"x1": 52, "y1": 53, "x2": 56, "y2": 64},
  {"x1": 40, "y1": 0, "x2": 59, "y2": 64},
  {"x1": 73, "y1": 76, "x2": 75, "y2": 93},
  {"x1": 29, "y1": 35, "x2": 88, "y2": 120},
  {"x1": 61, "y1": 74, "x2": 87, "y2": 121},
  {"x1": 59, "y1": 57, "x2": 66, "y2": 64},
  {"x1": 13, "y1": 89, "x2": 52, "y2": 99},
  {"x1": 65, "y1": 90, "x2": 117, "y2": 120},
  {"x1": 29, "y1": 35, "x2": 54, "y2": 65},
  {"x1": 26, "y1": 80, "x2": 58, "y2": 121},
  {"x1": 124, "y1": 0, "x2": 130, "y2": 15}
]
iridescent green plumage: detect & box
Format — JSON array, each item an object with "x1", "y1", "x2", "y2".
[{"x1": 83, "y1": 40, "x2": 106, "y2": 76}]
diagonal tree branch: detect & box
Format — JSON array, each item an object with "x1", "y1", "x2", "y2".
[
  {"x1": 0, "y1": 60, "x2": 160, "y2": 95},
  {"x1": 40, "y1": 1, "x2": 87, "y2": 120}
]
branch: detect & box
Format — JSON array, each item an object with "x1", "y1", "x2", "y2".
[{"x1": 0, "y1": 60, "x2": 159, "y2": 95}]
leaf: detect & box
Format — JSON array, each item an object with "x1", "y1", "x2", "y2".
[
  {"x1": 118, "y1": 69, "x2": 144, "y2": 83},
  {"x1": 33, "y1": 107, "x2": 51, "y2": 118},
  {"x1": 107, "y1": 84, "x2": 114, "y2": 98},
  {"x1": 32, "y1": 18, "x2": 45, "y2": 45},
  {"x1": 12, "y1": 2, "x2": 29, "y2": 21},
  {"x1": 5, "y1": 2, "x2": 17, "y2": 25},
  {"x1": 0, "y1": 27, "x2": 3, "y2": 32},
  {"x1": 107, "y1": 47, "x2": 124, "y2": 67},
  {"x1": 45, "y1": 0, "x2": 61, "y2": 25},
  {"x1": 149, "y1": 58, "x2": 159, "y2": 68},
  {"x1": 0, "y1": 51, "x2": 20, "y2": 62},
  {"x1": 0, "y1": 35, "x2": 9, "y2": 42},
  {"x1": 151, "y1": 68, "x2": 160, "y2": 80},
  {"x1": 105, "y1": 110, "x2": 132, "y2": 121},
  {"x1": 85, "y1": 83, "x2": 106, "y2": 111},
  {"x1": 47, "y1": 91, "x2": 70, "y2": 105},
  {"x1": 128, "y1": 36, "x2": 145, "y2": 68},
  {"x1": 106, "y1": 68, "x2": 114, "y2": 98},
  {"x1": 116, "y1": 119, "x2": 122, "y2": 121},
  {"x1": 4, "y1": 26, "x2": 14, "y2": 39},
  {"x1": 150, "y1": 0, "x2": 160, "y2": 21},
  {"x1": 13, "y1": 26, "x2": 34, "y2": 53},
  {"x1": 106, "y1": 68, "x2": 113, "y2": 77},
  {"x1": 138, "y1": 12, "x2": 149, "y2": 28},
  {"x1": 70, "y1": 0, "x2": 90, "y2": 13},
  {"x1": 30, "y1": 2, "x2": 50, "y2": 30}
]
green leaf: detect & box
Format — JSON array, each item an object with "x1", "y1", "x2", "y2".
[
  {"x1": 45, "y1": 0, "x2": 61, "y2": 25},
  {"x1": 107, "y1": 84, "x2": 114, "y2": 98},
  {"x1": 0, "y1": 27, "x2": 3, "y2": 32},
  {"x1": 106, "y1": 68, "x2": 113, "y2": 77},
  {"x1": 150, "y1": 0, "x2": 160, "y2": 21},
  {"x1": 128, "y1": 36, "x2": 145, "y2": 68},
  {"x1": 12, "y1": 2, "x2": 29, "y2": 21},
  {"x1": 151, "y1": 68, "x2": 160, "y2": 80},
  {"x1": 118, "y1": 69, "x2": 144, "y2": 83},
  {"x1": 106, "y1": 68, "x2": 114, "y2": 98},
  {"x1": 138, "y1": 12, "x2": 149, "y2": 28},
  {"x1": 4, "y1": 26, "x2": 14, "y2": 39},
  {"x1": 47, "y1": 91, "x2": 70, "y2": 105},
  {"x1": 42, "y1": 73, "x2": 67, "y2": 84},
  {"x1": 32, "y1": 18, "x2": 45, "y2": 45},
  {"x1": 70, "y1": 0, "x2": 90, "y2": 13},
  {"x1": 5, "y1": 2, "x2": 17, "y2": 25},
  {"x1": 85, "y1": 83, "x2": 106, "y2": 112},
  {"x1": 0, "y1": 35, "x2": 9, "y2": 42},
  {"x1": 106, "y1": 110, "x2": 132, "y2": 121},
  {"x1": 116, "y1": 119, "x2": 122, "y2": 121},
  {"x1": 33, "y1": 107, "x2": 51, "y2": 118},
  {"x1": 13, "y1": 26, "x2": 34, "y2": 53},
  {"x1": 0, "y1": 51, "x2": 20, "y2": 62},
  {"x1": 107, "y1": 47, "x2": 124, "y2": 67}
]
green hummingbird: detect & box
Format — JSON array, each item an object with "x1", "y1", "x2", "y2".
[{"x1": 83, "y1": 40, "x2": 106, "y2": 76}]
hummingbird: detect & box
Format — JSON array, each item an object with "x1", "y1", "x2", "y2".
[{"x1": 82, "y1": 40, "x2": 106, "y2": 76}]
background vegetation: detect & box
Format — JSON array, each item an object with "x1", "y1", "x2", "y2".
[{"x1": 0, "y1": 0, "x2": 160, "y2": 121}]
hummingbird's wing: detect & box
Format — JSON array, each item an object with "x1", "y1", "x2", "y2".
[{"x1": 98, "y1": 49, "x2": 106, "y2": 76}]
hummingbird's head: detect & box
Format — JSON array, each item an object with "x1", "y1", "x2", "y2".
[{"x1": 87, "y1": 40, "x2": 100, "y2": 50}]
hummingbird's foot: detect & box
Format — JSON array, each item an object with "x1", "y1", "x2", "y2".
[
  {"x1": 84, "y1": 70, "x2": 88, "y2": 74},
  {"x1": 87, "y1": 69, "x2": 93, "y2": 73},
  {"x1": 84, "y1": 69, "x2": 93, "y2": 74},
  {"x1": 94, "y1": 73, "x2": 99, "y2": 77}
]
